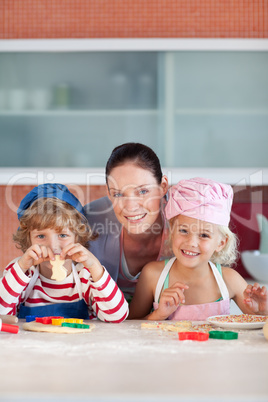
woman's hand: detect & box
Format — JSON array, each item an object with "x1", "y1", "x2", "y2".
[
  {"x1": 18, "y1": 244, "x2": 54, "y2": 273},
  {"x1": 61, "y1": 243, "x2": 104, "y2": 282},
  {"x1": 243, "y1": 283, "x2": 268, "y2": 315},
  {"x1": 148, "y1": 281, "x2": 189, "y2": 320}
]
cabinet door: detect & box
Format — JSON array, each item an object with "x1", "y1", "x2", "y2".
[
  {"x1": 168, "y1": 51, "x2": 268, "y2": 168},
  {"x1": 0, "y1": 50, "x2": 267, "y2": 168},
  {"x1": 0, "y1": 51, "x2": 160, "y2": 167}
]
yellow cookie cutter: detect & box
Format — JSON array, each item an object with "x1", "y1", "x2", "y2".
[{"x1": 51, "y1": 318, "x2": 84, "y2": 326}]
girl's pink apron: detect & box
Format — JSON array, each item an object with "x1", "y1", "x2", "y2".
[{"x1": 153, "y1": 257, "x2": 230, "y2": 321}]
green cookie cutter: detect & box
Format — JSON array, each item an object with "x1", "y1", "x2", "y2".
[
  {"x1": 209, "y1": 330, "x2": 238, "y2": 340},
  {"x1": 61, "y1": 323, "x2": 90, "y2": 329}
]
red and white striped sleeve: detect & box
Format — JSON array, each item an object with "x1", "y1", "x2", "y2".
[
  {"x1": 0, "y1": 259, "x2": 31, "y2": 315},
  {"x1": 89, "y1": 267, "x2": 129, "y2": 323}
]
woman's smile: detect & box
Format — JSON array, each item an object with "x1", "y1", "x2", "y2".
[{"x1": 125, "y1": 213, "x2": 147, "y2": 222}]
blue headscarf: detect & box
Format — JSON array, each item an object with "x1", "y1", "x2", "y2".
[{"x1": 17, "y1": 183, "x2": 85, "y2": 220}]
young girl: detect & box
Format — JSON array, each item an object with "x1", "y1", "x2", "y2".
[
  {"x1": 0, "y1": 183, "x2": 128, "y2": 322},
  {"x1": 129, "y1": 177, "x2": 268, "y2": 320}
]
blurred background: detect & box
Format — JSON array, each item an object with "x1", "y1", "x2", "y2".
[
  {"x1": 0, "y1": 1, "x2": 267, "y2": 169},
  {"x1": 0, "y1": 0, "x2": 268, "y2": 277},
  {"x1": 0, "y1": 50, "x2": 267, "y2": 168}
]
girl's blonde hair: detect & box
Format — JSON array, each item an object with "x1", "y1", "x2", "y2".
[
  {"x1": 13, "y1": 198, "x2": 96, "y2": 252},
  {"x1": 210, "y1": 225, "x2": 239, "y2": 266},
  {"x1": 169, "y1": 217, "x2": 239, "y2": 267}
]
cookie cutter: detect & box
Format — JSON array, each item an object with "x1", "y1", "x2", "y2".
[
  {"x1": 51, "y1": 318, "x2": 84, "y2": 326},
  {"x1": 61, "y1": 323, "x2": 90, "y2": 329},
  {"x1": 209, "y1": 330, "x2": 238, "y2": 340},
  {"x1": 178, "y1": 331, "x2": 209, "y2": 341},
  {"x1": 35, "y1": 316, "x2": 64, "y2": 325},
  {"x1": 25, "y1": 315, "x2": 39, "y2": 322}
]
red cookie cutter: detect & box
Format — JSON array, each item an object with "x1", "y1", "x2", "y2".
[
  {"x1": 35, "y1": 316, "x2": 64, "y2": 325},
  {"x1": 178, "y1": 331, "x2": 209, "y2": 341}
]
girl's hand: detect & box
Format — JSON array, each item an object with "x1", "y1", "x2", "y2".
[
  {"x1": 152, "y1": 282, "x2": 189, "y2": 320},
  {"x1": 18, "y1": 245, "x2": 54, "y2": 273},
  {"x1": 243, "y1": 283, "x2": 268, "y2": 315},
  {"x1": 61, "y1": 243, "x2": 104, "y2": 282}
]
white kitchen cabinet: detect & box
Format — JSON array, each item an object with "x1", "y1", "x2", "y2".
[{"x1": 0, "y1": 39, "x2": 267, "y2": 168}]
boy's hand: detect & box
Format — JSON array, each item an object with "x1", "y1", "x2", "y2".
[
  {"x1": 61, "y1": 243, "x2": 104, "y2": 282},
  {"x1": 18, "y1": 245, "x2": 54, "y2": 273},
  {"x1": 243, "y1": 283, "x2": 268, "y2": 315},
  {"x1": 149, "y1": 281, "x2": 189, "y2": 320}
]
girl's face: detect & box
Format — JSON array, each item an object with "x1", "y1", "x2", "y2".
[
  {"x1": 107, "y1": 163, "x2": 168, "y2": 235},
  {"x1": 30, "y1": 227, "x2": 75, "y2": 274},
  {"x1": 171, "y1": 215, "x2": 226, "y2": 269}
]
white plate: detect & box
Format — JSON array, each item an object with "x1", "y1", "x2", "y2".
[{"x1": 207, "y1": 314, "x2": 268, "y2": 330}]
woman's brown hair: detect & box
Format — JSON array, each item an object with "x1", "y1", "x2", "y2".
[{"x1": 105, "y1": 142, "x2": 163, "y2": 185}]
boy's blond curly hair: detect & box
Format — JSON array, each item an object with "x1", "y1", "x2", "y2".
[{"x1": 13, "y1": 198, "x2": 96, "y2": 253}]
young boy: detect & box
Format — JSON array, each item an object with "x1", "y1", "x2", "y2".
[{"x1": 0, "y1": 183, "x2": 128, "y2": 322}]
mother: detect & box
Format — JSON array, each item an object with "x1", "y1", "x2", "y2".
[{"x1": 84, "y1": 143, "x2": 173, "y2": 302}]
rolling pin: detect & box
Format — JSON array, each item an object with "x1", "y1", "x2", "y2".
[{"x1": 0, "y1": 315, "x2": 18, "y2": 324}]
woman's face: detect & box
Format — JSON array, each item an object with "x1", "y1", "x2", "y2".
[{"x1": 107, "y1": 163, "x2": 168, "y2": 235}]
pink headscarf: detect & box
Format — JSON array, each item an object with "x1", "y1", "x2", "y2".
[{"x1": 165, "y1": 177, "x2": 233, "y2": 226}]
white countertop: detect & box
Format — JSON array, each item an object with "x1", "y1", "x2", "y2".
[{"x1": 1, "y1": 319, "x2": 268, "y2": 402}]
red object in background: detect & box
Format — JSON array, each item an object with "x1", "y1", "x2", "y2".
[{"x1": 230, "y1": 203, "x2": 268, "y2": 279}]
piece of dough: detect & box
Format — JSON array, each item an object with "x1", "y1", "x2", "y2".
[
  {"x1": 263, "y1": 321, "x2": 268, "y2": 341},
  {"x1": 50, "y1": 255, "x2": 67, "y2": 281},
  {"x1": 141, "y1": 322, "x2": 161, "y2": 330},
  {"x1": 141, "y1": 321, "x2": 192, "y2": 332},
  {"x1": 162, "y1": 322, "x2": 192, "y2": 332},
  {"x1": 192, "y1": 323, "x2": 214, "y2": 332},
  {"x1": 23, "y1": 321, "x2": 95, "y2": 334}
]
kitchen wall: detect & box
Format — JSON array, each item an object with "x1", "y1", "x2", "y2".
[
  {"x1": 0, "y1": 0, "x2": 267, "y2": 39},
  {"x1": 0, "y1": 1, "x2": 267, "y2": 277}
]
